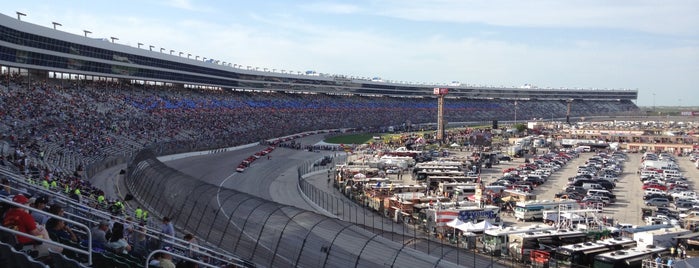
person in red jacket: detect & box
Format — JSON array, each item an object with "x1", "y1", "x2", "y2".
[
  {"x1": 3, "y1": 194, "x2": 61, "y2": 257},
  {"x1": 3, "y1": 194, "x2": 44, "y2": 245}
]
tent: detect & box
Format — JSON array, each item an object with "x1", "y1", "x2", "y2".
[
  {"x1": 450, "y1": 143, "x2": 461, "y2": 148},
  {"x1": 469, "y1": 220, "x2": 496, "y2": 232},
  {"x1": 446, "y1": 218, "x2": 477, "y2": 233},
  {"x1": 446, "y1": 218, "x2": 465, "y2": 228},
  {"x1": 457, "y1": 222, "x2": 476, "y2": 232}
]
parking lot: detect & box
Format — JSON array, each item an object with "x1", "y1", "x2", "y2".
[
  {"x1": 357, "y1": 147, "x2": 699, "y2": 229},
  {"x1": 501, "y1": 151, "x2": 699, "y2": 228},
  {"x1": 500, "y1": 151, "x2": 660, "y2": 227}
]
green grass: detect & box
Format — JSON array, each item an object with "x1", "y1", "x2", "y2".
[{"x1": 324, "y1": 134, "x2": 378, "y2": 144}]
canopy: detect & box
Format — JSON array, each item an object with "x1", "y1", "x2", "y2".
[
  {"x1": 446, "y1": 218, "x2": 466, "y2": 228},
  {"x1": 450, "y1": 143, "x2": 461, "y2": 147},
  {"x1": 470, "y1": 220, "x2": 496, "y2": 231},
  {"x1": 447, "y1": 219, "x2": 497, "y2": 232}
]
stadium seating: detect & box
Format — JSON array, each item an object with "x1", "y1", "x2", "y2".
[{"x1": 0, "y1": 77, "x2": 639, "y2": 267}]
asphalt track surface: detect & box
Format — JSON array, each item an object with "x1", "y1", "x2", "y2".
[
  {"x1": 163, "y1": 135, "x2": 334, "y2": 211},
  {"x1": 161, "y1": 135, "x2": 512, "y2": 268}
]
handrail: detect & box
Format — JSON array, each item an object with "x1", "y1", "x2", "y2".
[
  {"x1": 0, "y1": 197, "x2": 93, "y2": 265},
  {"x1": 1, "y1": 175, "x2": 244, "y2": 266}
]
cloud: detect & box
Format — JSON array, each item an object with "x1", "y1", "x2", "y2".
[
  {"x1": 375, "y1": 0, "x2": 699, "y2": 36},
  {"x1": 162, "y1": 0, "x2": 215, "y2": 13},
  {"x1": 301, "y1": 2, "x2": 362, "y2": 14}
]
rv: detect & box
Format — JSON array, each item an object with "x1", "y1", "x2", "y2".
[
  {"x1": 553, "y1": 237, "x2": 636, "y2": 267},
  {"x1": 592, "y1": 246, "x2": 668, "y2": 268},
  {"x1": 514, "y1": 200, "x2": 580, "y2": 221},
  {"x1": 508, "y1": 229, "x2": 587, "y2": 263},
  {"x1": 482, "y1": 224, "x2": 556, "y2": 256}
]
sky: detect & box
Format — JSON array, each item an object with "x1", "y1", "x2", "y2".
[{"x1": 3, "y1": 0, "x2": 698, "y2": 107}]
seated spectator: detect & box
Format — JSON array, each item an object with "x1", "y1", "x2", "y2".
[
  {"x1": 30, "y1": 196, "x2": 50, "y2": 225},
  {"x1": 149, "y1": 252, "x2": 162, "y2": 267},
  {"x1": 2, "y1": 194, "x2": 61, "y2": 257},
  {"x1": 183, "y1": 233, "x2": 202, "y2": 259},
  {"x1": 160, "y1": 252, "x2": 176, "y2": 268},
  {"x1": 90, "y1": 220, "x2": 110, "y2": 249},
  {"x1": 107, "y1": 222, "x2": 132, "y2": 254},
  {"x1": 0, "y1": 178, "x2": 11, "y2": 197},
  {"x1": 130, "y1": 224, "x2": 149, "y2": 259},
  {"x1": 45, "y1": 217, "x2": 78, "y2": 243}
]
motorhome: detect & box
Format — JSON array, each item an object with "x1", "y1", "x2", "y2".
[
  {"x1": 482, "y1": 224, "x2": 556, "y2": 256},
  {"x1": 508, "y1": 229, "x2": 587, "y2": 263},
  {"x1": 592, "y1": 246, "x2": 668, "y2": 268},
  {"x1": 514, "y1": 200, "x2": 580, "y2": 221},
  {"x1": 553, "y1": 237, "x2": 637, "y2": 267}
]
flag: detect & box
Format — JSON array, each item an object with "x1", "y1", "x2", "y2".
[{"x1": 435, "y1": 210, "x2": 459, "y2": 226}]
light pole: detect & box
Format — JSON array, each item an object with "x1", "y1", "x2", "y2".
[
  {"x1": 149, "y1": 45, "x2": 154, "y2": 51},
  {"x1": 187, "y1": 54, "x2": 191, "y2": 59},
  {"x1": 138, "y1": 43, "x2": 143, "y2": 48},
  {"x1": 83, "y1": 30, "x2": 91, "y2": 37},
  {"x1": 179, "y1": 52, "x2": 183, "y2": 57},
  {"x1": 514, "y1": 100, "x2": 518, "y2": 126},
  {"x1": 16, "y1": 12, "x2": 26, "y2": 20},
  {"x1": 170, "y1": 50, "x2": 175, "y2": 55},
  {"x1": 160, "y1": 48, "x2": 165, "y2": 53},
  {"x1": 110, "y1": 37, "x2": 118, "y2": 43},
  {"x1": 52, "y1": 22, "x2": 62, "y2": 30}
]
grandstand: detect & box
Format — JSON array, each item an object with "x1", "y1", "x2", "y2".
[{"x1": 0, "y1": 12, "x2": 639, "y2": 267}]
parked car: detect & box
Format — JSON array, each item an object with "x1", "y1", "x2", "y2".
[{"x1": 645, "y1": 198, "x2": 670, "y2": 207}]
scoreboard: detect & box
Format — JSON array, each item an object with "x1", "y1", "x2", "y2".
[{"x1": 433, "y1": 88, "x2": 449, "y2": 95}]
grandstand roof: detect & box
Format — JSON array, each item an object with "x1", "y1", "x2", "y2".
[{"x1": 0, "y1": 13, "x2": 637, "y2": 100}]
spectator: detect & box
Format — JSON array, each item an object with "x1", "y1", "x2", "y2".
[
  {"x1": 2, "y1": 194, "x2": 61, "y2": 257},
  {"x1": 30, "y1": 196, "x2": 50, "y2": 225},
  {"x1": 130, "y1": 224, "x2": 149, "y2": 259},
  {"x1": 45, "y1": 217, "x2": 78, "y2": 243},
  {"x1": 161, "y1": 216, "x2": 175, "y2": 246},
  {"x1": 183, "y1": 233, "x2": 201, "y2": 259},
  {"x1": 0, "y1": 178, "x2": 11, "y2": 197},
  {"x1": 107, "y1": 222, "x2": 132, "y2": 254},
  {"x1": 160, "y1": 252, "x2": 176, "y2": 268},
  {"x1": 90, "y1": 220, "x2": 110, "y2": 249},
  {"x1": 149, "y1": 252, "x2": 163, "y2": 267}
]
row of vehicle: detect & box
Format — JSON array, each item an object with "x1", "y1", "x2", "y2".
[
  {"x1": 639, "y1": 152, "x2": 692, "y2": 208},
  {"x1": 491, "y1": 151, "x2": 577, "y2": 192},
  {"x1": 557, "y1": 151, "x2": 627, "y2": 207},
  {"x1": 236, "y1": 146, "x2": 275, "y2": 172}
]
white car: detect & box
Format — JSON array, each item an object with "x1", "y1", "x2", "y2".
[
  {"x1": 644, "y1": 188, "x2": 665, "y2": 196},
  {"x1": 672, "y1": 191, "x2": 697, "y2": 199}
]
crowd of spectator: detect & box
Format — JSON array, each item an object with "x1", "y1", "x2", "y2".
[{"x1": 0, "y1": 74, "x2": 639, "y2": 266}]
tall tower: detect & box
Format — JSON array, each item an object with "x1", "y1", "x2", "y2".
[{"x1": 434, "y1": 88, "x2": 449, "y2": 142}]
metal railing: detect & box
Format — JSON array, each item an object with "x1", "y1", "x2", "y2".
[{"x1": 0, "y1": 198, "x2": 93, "y2": 265}]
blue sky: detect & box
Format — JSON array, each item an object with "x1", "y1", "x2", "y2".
[{"x1": 3, "y1": 0, "x2": 698, "y2": 106}]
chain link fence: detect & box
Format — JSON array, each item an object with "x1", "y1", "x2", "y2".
[
  {"x1": 125, "y1": 149, "x2": 480, "y2": 268},
  {"x1": 297, "y1": 154, "x2": 516, "y2": 267}
]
